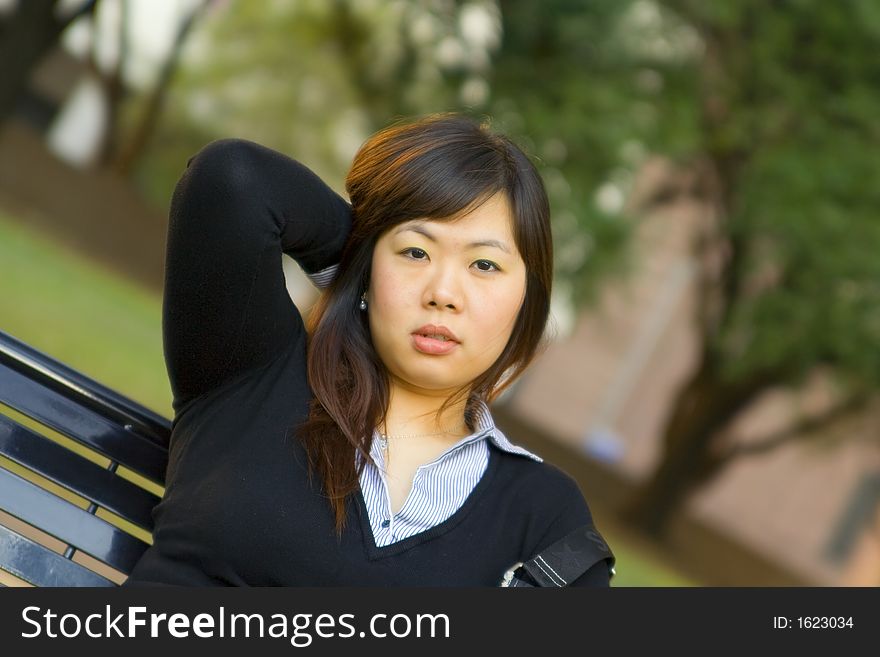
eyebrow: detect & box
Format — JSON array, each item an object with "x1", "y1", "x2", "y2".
[{"x1": 393, "y1": 223, "x2": 513, "y2": 255}]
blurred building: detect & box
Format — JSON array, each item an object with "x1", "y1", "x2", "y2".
[{"x1": 502, "y1": 158, "x2": 880, "y2": 586}]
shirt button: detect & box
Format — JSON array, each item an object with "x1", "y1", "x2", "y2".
[{"x1": 381, "y1": 519, "x2": 390, "y2": 528}]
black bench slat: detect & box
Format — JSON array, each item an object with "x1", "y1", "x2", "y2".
[
  {"x1": 0, "y1": 364, "x2": 167, "y2": 484},
  {"x1": 0, "y1": 468, "x2": 149, "y2": 573},
  {"x1": 0, "y1": 329, "x2": 170, "y2": 449},
  {"x1": 0, "y1": 524, "x2": 115, "y2": 587},
  {"x1": 0, "y1": 415, "x2": 159, "y2": 531},
  {"x1": 0, "y1": 329, "x2": 168, "y2": 586}
]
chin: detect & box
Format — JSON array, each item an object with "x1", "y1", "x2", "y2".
[{"x1": 398, "y1": 371, "x2": 466, "y2": 393}]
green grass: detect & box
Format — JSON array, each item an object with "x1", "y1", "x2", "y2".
[
  {"x1": 0, "y1": 211, "x2": 171, "y2": 418},
  {"x1": 0, "y1": 209, "x2": 693, "y2": 585},
  {"x1": 602, "y1": 527, "x2": 696, "y2": 586}
]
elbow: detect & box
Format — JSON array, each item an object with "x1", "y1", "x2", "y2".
[{"x1": 181, "y1": 138, "x2": 265, "y2": 198}]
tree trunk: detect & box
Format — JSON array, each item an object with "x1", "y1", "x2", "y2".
[
  {"x1": 112, "y1": 1, "x2": 210, "y2": 176},
  {"x1": 621, "y1": 348, "x2": 779, "y2": 537},
  {"x1": 0, "y1": 0, "x2": 98, "y2": 126},
  {"x1": 94, "y1": 0, "x2": 130, "y2": 167},
  {"x1": 0, "y1": 0, "x2": 63, "y2": 124}
]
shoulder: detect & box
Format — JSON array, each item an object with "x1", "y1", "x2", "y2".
[
  {"x1": 491, "y1": 445, "x2": 597, "y2": 531},
  {"x1": 486, "y1": 427, "x2": 580, "y2": 500},
  {"x1": 491, "y1": 443, "x2": 588, "y2": 510},
  {"x1": 488, "y1": 445, "x2": 612, "y2": 586}
]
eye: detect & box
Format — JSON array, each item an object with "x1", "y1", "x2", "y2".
[
  {"x1": 473, "y1": 259, "x2": 501, "y2": 273},
  {"x1": 400, "y1": 247, "x2": 428, "y2": 260},
  {"x1": 400, "y1": 248, "x2": 501, "y2": 273}
]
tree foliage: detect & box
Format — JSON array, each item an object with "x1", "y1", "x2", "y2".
[{"x1": 622, "y1": 0, "x2": 880, "y2": 533}]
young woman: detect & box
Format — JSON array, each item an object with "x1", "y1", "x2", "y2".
[{"x1": 124, "y1": 113, "x2": 613, "y2": 586}]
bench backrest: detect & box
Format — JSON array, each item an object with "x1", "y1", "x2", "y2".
[{"x1": 0, "y1": 329, "x2": 169, "y2": 586}]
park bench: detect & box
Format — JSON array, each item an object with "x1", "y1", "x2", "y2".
[{"x1": 0, "y1": 328, "x2": 169, "y2": 587}]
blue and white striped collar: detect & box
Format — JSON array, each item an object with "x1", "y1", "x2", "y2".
[{"x1": 465, "y1": 397, "x2": 542, "y2": 462}]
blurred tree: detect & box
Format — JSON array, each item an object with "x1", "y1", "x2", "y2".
[
  {"x1": 615, "y1": 0, "x2": 880, "y2": 536},
  {"x1": 489, "y1": 0, "x2": 683, "y2": 305},
  {"x1": 471, "y1": 0, "x2": 880, "y2": 538},
  {"x1": 0, "y1": 0, "x2": 98, "y2": 124},
  {"x1": 68, "y1": 0, "x2": 216, "y2": 174},
  {"x1": 0, "y1": 0, "x2": 213, "y2": 175},
  {"x1": 143, "y1": 0, "x2": 500, "y2": 192},
  {"x1": 109, "y1": 0, "x2": 215, "y2": 174}
]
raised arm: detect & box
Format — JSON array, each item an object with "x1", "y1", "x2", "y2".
[{"x1": 162, "y1": 138, "x2": 351, "y2": 413}]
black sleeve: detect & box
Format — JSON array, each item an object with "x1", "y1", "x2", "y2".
[
  {"x1": 528, "y1": 477, "x2": 612, "y2": 588},
  {"x1": 162, "y1": 138, "x2": 351, "y2": 412}
]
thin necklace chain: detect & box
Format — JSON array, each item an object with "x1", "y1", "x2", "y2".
[{"x1": 377, "y1": 422, "x2": 469, "y2": 452}]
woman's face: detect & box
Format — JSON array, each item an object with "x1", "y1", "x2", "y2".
[{"x1": 366, "y1": 192, "x2": 527, "y2": 398}]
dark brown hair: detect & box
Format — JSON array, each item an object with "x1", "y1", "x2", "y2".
[{"x1": 295, "y1": 112, "x2": 553, "y2": 535}]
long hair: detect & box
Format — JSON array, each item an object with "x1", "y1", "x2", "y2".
[{"x1": 295, "y1": 112, "x2": 554, "y2": 536}]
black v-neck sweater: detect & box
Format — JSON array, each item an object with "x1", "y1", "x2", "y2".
[{"x1": 123, "y1": 138, "x2": 610, "y2": 587}]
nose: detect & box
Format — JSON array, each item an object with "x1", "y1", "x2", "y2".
[{"x1": 423, "y1": 262, "x2": 462, "y2": 311}]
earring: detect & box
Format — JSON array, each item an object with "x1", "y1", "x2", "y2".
[{"x1": 359, "y1": 292, "x2": 367, "y2": 311}]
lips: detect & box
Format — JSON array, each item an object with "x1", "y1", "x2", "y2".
[
  {"x1": 412, "y1": 324, "x2": 460, "y2": 342},
  {"x1": 411, "y1": 324, "x2": 460, "y2": 355},
  {"x1": 412, "y1": 334, "x2": 460, "y2": 355}
]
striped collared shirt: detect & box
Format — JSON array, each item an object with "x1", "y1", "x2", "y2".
[
  {"x1": 356, "y1": 397, "x2": 542, "y2": 547},
  {"x1": 308, "y1": 265, "x2": 543, "y2": 547}
]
